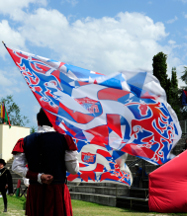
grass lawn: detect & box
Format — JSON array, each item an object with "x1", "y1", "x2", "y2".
[
  {"x1": 0, "y1": 195, "x2": 25, "y2": 215},
  {"x1": 0, "y1": 196, "x2": 187, "y2": 216},
  {"x1": 72, "y1": 200, "x2": 187, "y2": 216}
]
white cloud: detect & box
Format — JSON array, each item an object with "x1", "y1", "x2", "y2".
[
  {"x1": 0, "y1": 70, "x2": 12, "y2": 86},
  {"x1": 166, "y1": 16, "x2": 178, "y2": 24},
  {"x1": 0, "y1": 0, "x2": 47, "y2": 21},
  {"x1": 179, "y1": 0, "x2": 187, "y2": 3},
  {"x1": 61, "y1": 0, "x2": 78, "y2": 6},
  {"x1": 0, "y1": 68, "x2": 26, "y2": 97},
  {"x1": 168, "y1": 40, "x2": 176, "y2": 45},
  {"x1": 0, "y1": 20, "x2": 25, "y2": 58},
  {"x1": 18, "y1": 10, "x2": 169, "y2": 74}
]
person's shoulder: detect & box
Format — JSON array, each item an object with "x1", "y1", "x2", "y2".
[
  {"x1": 12, "y1": 138, "x2": 25, "y2": 154},
  {"x1": 44, "y1": 131, "x2": 65, "y2": 138},
  {"x1": 2, "y1": 168, "x2": 9, "y2": 174},
  {"x1": 5, "y1": 168, "x2": 10, "y2": 173},
  {"x1": 25, "y1": 132, "x2": 38, "y2": 139},
  {"x1": 24, "y1": 132, "x2": 40, "y2": 142}
]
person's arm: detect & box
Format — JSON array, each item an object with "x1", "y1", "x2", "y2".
[
  {"x1": 65, "y1": 150, "x2": 79, "y2": 174},
  {"x1": 6, "y1": 170, "x2": 13, "y2": 194},
  {"x1": 12, "y1": 153, "x2": 28, "y2": 178},
  {"x1": 12, "y1": 153, "x2": 53, "y2": 184},
  {"x1": 64, "y1": 135, "x2": 79, "y2": 174}
]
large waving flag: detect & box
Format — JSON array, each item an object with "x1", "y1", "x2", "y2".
[
  {"x1": 67, "y1": 139, "x2": 132, "y2": 186},
  {"x1": 5, "y1": 45, "x2": 181, "y2": 167}
]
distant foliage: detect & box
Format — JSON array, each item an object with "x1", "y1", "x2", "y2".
[
  {"x1": 152, "y1": 52, "x2": 171, "y2": 102},
  {"x1": 152, "y1": 53, "x2": 183, "y2": 120},
  {"x1": 0, "y1": 95, "x2": 29, "y2": 126},
  {"x1": 181, "y1": 66, "x2": 187, "y2": 85},
  {"x1": 169, "y1": 67, "x2": 180, "y2": 118},
  {"x1": 179, "y1": 66, "x2": 187, "y2": 120},
  {"x1": 30, "y1": 126, "x2": 37, "y2": 134}
]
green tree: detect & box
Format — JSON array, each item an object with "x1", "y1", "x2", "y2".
[
  {"x1": 0, "y1": 95, "x2": 29, "y2": 126},
  {"x1": 181, "y1": 66, "x2": 187, "y2": 85},
  {"x1": 171, "y1": 67, "x2": 178, "y2": 89},
  {"x1": 152, "y1": 52, "x2": 171, "y2": 102},
  {"x1": 169, "y1": 67, "x2": 180, "y2": 117},
  {"x1": 179, "y1": 66, "x2": 187, "y2": 120},
  {"x1": 152, "y1": 52, "x2": 168, "y2": 89},
  {"x1": 30, "y1": 126, "x2": 37, "y2": 134}
]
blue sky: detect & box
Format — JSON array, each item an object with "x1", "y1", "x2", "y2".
[{"x1": 0, "y1": 0, "x2": 187, "y2": 128}]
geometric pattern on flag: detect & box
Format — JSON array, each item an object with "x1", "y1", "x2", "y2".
[
  {"x1": 66, "y1": 139, "x2": 132, "y2": 186},
  {"x1": 6, "y1": 47, "x2": 182, "y2": 165}
]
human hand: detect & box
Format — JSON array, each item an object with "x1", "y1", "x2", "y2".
[
  {"x1": 41, "y1": 174, "x2": 53, "y2": 184},
  {"x1": 5, "y1": 185, "x2": 8, "y2": 189}
]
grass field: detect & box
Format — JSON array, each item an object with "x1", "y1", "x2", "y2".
[
  {"x1": 0, "y1": 195, "x2": 186, "y2": 216},
  {"x1": 0, "y1": 195, "x2": 25, "y2": 215}
]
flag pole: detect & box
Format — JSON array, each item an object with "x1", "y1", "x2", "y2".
[{"x1": 2, "y1": 41, "x2": 7, "y2": 49}]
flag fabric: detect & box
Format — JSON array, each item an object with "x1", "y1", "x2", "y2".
[
  {"x1": 149, "y1": 150, "x2": 187, "y2": 213},
  {"x1": 1, "y1": 103, "x2": 11, "y2": 128},
  {"x1": 182, "y1": 90, "x2": 187, "y2": 106},
  {"x1": 0, "y1": 104, "x2": 3, "y2": 119},
  {"x1": 67, "y1": 139, "x2": 132, "y2": 186},
  {"x1": 5, "y1": 46, "x2": 181, "y2": 166}
]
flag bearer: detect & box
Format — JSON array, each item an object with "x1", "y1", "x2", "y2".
[{"x1": 11, "y1": 108, "x2": 79, "y2": 216}]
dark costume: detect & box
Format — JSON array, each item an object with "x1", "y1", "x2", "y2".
[
  {"x1": 132, "y1": 166, "x2": 148, "y2": 188},
  {"x1": 12, "y1": 132, "x2": 78, "y2": 216},
  {"x1": 0, "y1": 160, "x2": 13, "y2": 212}
]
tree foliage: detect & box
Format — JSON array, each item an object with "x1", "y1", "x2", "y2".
[
  {"x1": 152, "y1": 52, "x2": 168, "y2": 88},
  {"x1": 0, "y1": 95, "x2": 29, "y2": 126},
  {"x1": 171, "y1": 67, "x2": 178, "y2": 89},
  {"x1": 181, "y1": 66, "x2": 187, "y2": 85},
  {"x1": 153, "y1": 52, "x2": 172, "y2": 102},
  {"x1": 30, "y1": 126, "x2": 37, "y2": 134},
  {"x1": 152, "y1": 53, "x2": 184, "y2": 120},
  {"x1": 152, "y1": 52, "x2": 171, "y2": 103},
  {"x1": 169, "y1": 67, "x2": 180, "y2": 118}
]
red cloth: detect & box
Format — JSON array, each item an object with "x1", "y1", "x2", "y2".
[
  {"x1": 12, "y1": 138, "x2": 24, "y2": 154},
  {"x1": 26, "y1": 170, "x2": 38, "y2": 182},
  {"x1": 26, "y1": 183, "x2": 73, "y2": 216},
  {"x1": 64, "y1": 135, "x2": 78, "y2": 151},
  {"x1": 12, "y1": 139, "x2": 39, "y2": 181},
  {"x1": 149, "y1": 150, "x2": 187, "y2": 213}
]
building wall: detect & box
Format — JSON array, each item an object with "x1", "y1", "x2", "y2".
[{"x1": 0, "y1": 124, "x2": 30, "y2": 162}]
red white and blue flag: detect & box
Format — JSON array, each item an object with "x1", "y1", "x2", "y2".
[
  {"x1": 182, "y1": 90, "x2": 187, "y2": 106},
  {"x1": 67, "y1": 139, "x2": 132, "y2": 186},
  {"x1": 5, "y1": 46, "x2": 181, "y2": 171}
]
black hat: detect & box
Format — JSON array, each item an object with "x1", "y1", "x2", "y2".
[
  {"x1": 0, "y1": 159, "x2": 6, "y2": 166},
  {"x1": 37, "y1": 108, "x2": 52, "y2": 127}
]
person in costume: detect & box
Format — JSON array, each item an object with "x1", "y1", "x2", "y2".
[
  {"x1": 0, "y1": 159, "x2": 13, "y2": 212},
  {"x1": 132, "y1": 163, "x2": 147, "y2": 187},
  {"x1": 12, "y1": 108, "x2": 79, "y2": 216}
]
